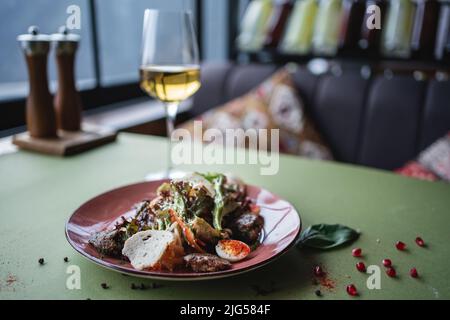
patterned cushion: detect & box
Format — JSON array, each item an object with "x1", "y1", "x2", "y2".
[
  {"x1": 179, "y1": 66, "x2": 333, "y2": 160},
  {"x1": 396, "y1": 132, "x2": 450, "y2": 182},
  {"x1": 395, "y1": 162, "x2": 439, "y2": 182}
]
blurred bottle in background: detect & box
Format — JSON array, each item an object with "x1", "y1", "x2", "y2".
[
  {"x1": 435, "y1": 0, "x2": 450, "y2": 62},
  {"x1": 264, "y1": 0, "x2": 294, "y2": 48},
  {"x1": 411, "y1": 0, "x2": 441, "y2": 60},
  {"x1": 382, "y1": 0, "x2": 416, "y2": 59},
  {"x1": 338, "y1": 0, "x2": 366, "y2": 56},
  {"x1": 313, "y1": 0, "x2": 343, "y2": 56},
  {"x1": 280, "y1": 0, "x2": 318, "y2": 55},
  {"x1": 359, "y1": 0, "x2": 386, "y2": 58},
  {"x1": 237, "y1": 0, "x2": 273, "y2": 52}
]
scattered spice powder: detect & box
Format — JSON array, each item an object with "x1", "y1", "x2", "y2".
[
  {"x1": 318, "y1": 276, "x2": 336, "y2": 291},
  {"x1": 312, "y1": 264, "x2": 336, "y2": 291},
  {"x1": 0, "y1": 274, "x2": 22, "y2": 292},
  {"x1": 6, "y1": 274, "x2": 17, "y2": 286},
  {"x1": 313, "y1": 270, "x2": 336, "y2": 291}
]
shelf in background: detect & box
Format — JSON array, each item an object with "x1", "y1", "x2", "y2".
[{"x1": 238, "y1": 49, "x2": 450, "y2": 70}]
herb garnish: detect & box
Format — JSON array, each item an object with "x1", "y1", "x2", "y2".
[{"x1": 297, "y1": 224, "x2": 360, "y2": 250}]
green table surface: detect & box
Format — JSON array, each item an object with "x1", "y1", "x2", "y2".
[{"x1": 1, "y1": 133, "x2": 449, "y2": 300}]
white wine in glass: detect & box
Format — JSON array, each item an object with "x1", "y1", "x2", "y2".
[
  {"x1": 140, "y1": 9, "x2": 201, "y2": 179},
  {"x1": 140, "y1": 65, "x2": 201, "y2": 102}
]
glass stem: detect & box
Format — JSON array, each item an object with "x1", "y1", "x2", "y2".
[{"x1": 165, "y1": 101, "x2": 179, "y2": 177}]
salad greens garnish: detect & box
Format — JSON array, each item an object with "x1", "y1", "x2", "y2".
[
  {"x1": 211, "y1": 174, "x2": 225, "y2": 230},
  {"x1": 171, "y1": 183, "x2": 189, "y2": 220}
]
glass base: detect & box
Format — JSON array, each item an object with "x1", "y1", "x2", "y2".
[{"x1": 144, "y1": 169, "x2": 187, "y2": 181}]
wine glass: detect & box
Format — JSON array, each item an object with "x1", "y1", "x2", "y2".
[{"x1": 140, "y1": 9, "x2": 201, "y2": 179}]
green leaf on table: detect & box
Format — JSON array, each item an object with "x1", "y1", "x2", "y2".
[{"x1": 297, "y1": 224, "x2": 360, "y2": 250}]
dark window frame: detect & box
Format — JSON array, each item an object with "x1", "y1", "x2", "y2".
[{"x1": 0, "y1": 0, "x2": 204, "y2": 132}]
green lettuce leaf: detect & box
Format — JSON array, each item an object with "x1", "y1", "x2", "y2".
[{"x1": 170, "y1": 183, "x2": 188, "y2": 220}]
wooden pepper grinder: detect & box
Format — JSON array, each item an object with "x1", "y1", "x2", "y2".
[
  {"x1": 17, "y1": 26, "x2": 57, "y2": 138},
  {"x1": 52, "y1": 26, "x2": 82, "y2": 131}
]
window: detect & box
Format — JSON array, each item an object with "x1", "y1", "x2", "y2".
[
  {"x1": 0, "y1": 0, "x2": 236, "y2": 133},
  {"x1": 96, "y1": 0, "x2": 196, "y2": 86},
  {"x1": 0, "y1": 0, "x2": 96, "y2": 101},
  {"x1": 202, "y1": 0, "x2": 228, "y2": 62}
]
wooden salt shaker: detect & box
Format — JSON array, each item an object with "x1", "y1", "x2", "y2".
[
  {"x1": 52, "y1": 26, "x2": 82, "y2": 131},
  {"x1": 17, "y1": 26, "x2": 57, "y2": 138}
]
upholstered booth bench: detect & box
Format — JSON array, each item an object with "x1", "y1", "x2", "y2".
[{"x1": 190, "y1": 62, "x2": 450, "y2": 170}]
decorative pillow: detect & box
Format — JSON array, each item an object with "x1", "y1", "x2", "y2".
[
  {"x1": 179, "y1": 66, "x2": 333, "y2": 160},
  {"x1": 396, "y1": 132, "x2": 450, "y2": 182},
  {"x1": 395, "y1": 161, "x2": 438, "y2": 182}
]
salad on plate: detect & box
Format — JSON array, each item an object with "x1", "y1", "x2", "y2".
[{"x1": 89, "y1": 172, "x2": 264, "y2": 273}]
